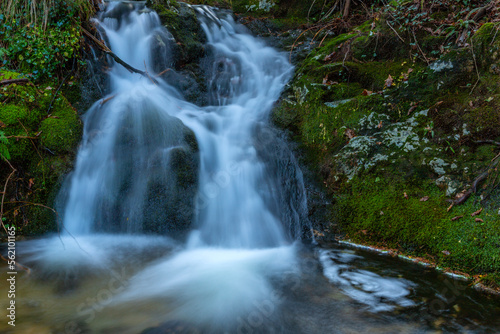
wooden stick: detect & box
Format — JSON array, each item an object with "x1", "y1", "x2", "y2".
[
  {"x1": 82, "y1": 27, "x2": 158, "y2": 84},
  {"x1": 0, "y1": 79, "x2": 29, "y2": 86}
]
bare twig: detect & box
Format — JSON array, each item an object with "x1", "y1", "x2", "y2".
[
  {"x1": 82, "y1": 27, "x2": 158, "y2": 84},
  {"x1": 0, "y1": 159, "x2": 16, "y2": 234},
  {"x1": 387, "y1": 20, "x2": 405, "y2": 43},
  {"x1": 412, "y1": 28, "x2": 430, "y2": 65},
  {"x1": 469, "y1": 38, "x2": 481, "y2": 94},
  {"x1": 473, "y1": 139, "x2": 500, "y2": 146},
  {"x1": 0, "y1": 79, "x2": 29, "y2": 86}
]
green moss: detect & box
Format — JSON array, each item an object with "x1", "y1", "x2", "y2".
[
  {"x1": 151, "y1": 2, "x2": 206, "y2": 67},
  {"x1": 40, "y1": 97, "x2": 82, "y2": 153},
  {"x1": 0, "y1": 105, "x2": 29, "y2": 126},
  {"x1": 0, "y1": 71, "x2": 82, "y2": 236},
  {"x1": 336, "y1": 175, "x2": 500, "y2": 275},
  {"x1": 299, "y1": 94, "x2": 386, "y2": 147}
]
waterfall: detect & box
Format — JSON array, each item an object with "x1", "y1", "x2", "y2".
[
  {"x1": 59, "y1": 2, "x2": 307, "y2": 248},
  {"x1": 19, "y1": 2, "x2": 305, "y2": 330}
]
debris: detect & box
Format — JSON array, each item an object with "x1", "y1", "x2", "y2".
[
  {"x1": 471, "y1": 208, "x2": 483, "y2": 217},
  {"x1": 384, "y1": 74, "x2": 393, "y2": 88}
]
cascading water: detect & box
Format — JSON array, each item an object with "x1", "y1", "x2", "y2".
[
  {"x1": 49, "y1": 1, "x2": 300, "y2": 329},
  {"x1": 60, "y1": 2, "x2": 305, "y2": 249}
]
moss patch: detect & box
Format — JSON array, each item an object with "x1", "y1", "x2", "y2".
[{"x1": 0, "y1": 71, "x2": 82, "y2": 236}]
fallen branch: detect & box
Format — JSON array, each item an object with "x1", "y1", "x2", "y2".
[
  {"x1": 82, "y1": 27, "x2": 158, "y2": 84},
  {"x1": 473, "y1": 139, "x2": 500, "y2": 146},
  {"x1": 387, "y1": 20, "x2": 405, "y2": 43},
  {"x1": 0, "y1": 78, "x2": 29, "y2": 86},
  {"x1": 0, "y1": 159, "x2": 16, "y2": 235},
  {"x1": 450, "y1": 157, "x2": 500, "y2": 206}
]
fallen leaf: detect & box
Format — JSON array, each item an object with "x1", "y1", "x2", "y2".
[
  {"x1": 380, "y1": 211, "x2": 384, "y2": 215},
  {"x1": 447, "y1": 204, "x2": 454, "y2": 212},
  {"x1": 324, "y1": 51, "x2": 336, "y2": 62},
  {"x1": 471, "y1": 208, "x2": 483, "y2": 217},
  {"x1": 475, "y1": 218, "x2": 484, "y2": 223},
  {"x1": 451, "y1": 215, "x2": 463, "y2": 221},
  {"x1": 377, "y1": 120, "x2": 383, "y2": 129},
  {"x1": 0, "y1": 120, "x2": 6, "y2": 128},
  {"x1": 362, "y1": 89, "x2": 372, "y2": 96},
  {"x1": 469, "y1": 101, "x2": 474, "y2": 108},
  {"x1": 28, "y1": 178, "x2": 34, "y2": 189},
  {"x1": 420, "y1": 196, "x2": 429, "y2": 202},
  {"x1": 442, "y1": 250, "x2": 450, "y2": 256},
  {"x1": 45, "y1": 86, "x2": 53, "y2": 90},
  {"x1": 407, "y1": 105, "x2": 417, "y2": 115},
  {"x1": 361, "y1": 230, "x2": 368, "y2": 235},
  {"x1": 404, "y1": 192, "x2": 409, "y2": 199},
  {"x1": 384, "y1": 74, "x2": 393, "y2": 88},
  {"x1": 345, "y1": 128, "x2": 356, "y2": 140}
]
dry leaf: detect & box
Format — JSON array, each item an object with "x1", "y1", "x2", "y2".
[
  {"x1": 451, "y1": 215, "x2": 463, "y2": 221},
  {"x1": 420, "y1": 196, "x2": 429, "y2": 202},
  {"x1": 442, "y1": 250, "x2": 450, "y2": 256},
  {"x1": 475, "y1": 218, "x2": 484, "y2": 223},
  {"x1": 471, "y1": 208, "x2": 483, "y2": 217},
  {"x1": 362, "y1": 89, "x2": 372, "y2": 96},
  {"x1": 377, "y1": 120, "x2": 383, "y2": 129},
  {"x1": 324, "y1": 51, "x2": 336, "y2": 62},
  {"x1": 469, "y1": 101, "x2": 474, "y2": 108},
  {"x1": 447, "y1": 203, "x2": 453, "y2": 212},
  {"x1": 345, "y1": 128, "x2": 356, "y2": 140},
  {"x1": 28, "y1": 178, "x2": 34, "y2": 189},
  {"x1": 407, "y1": 105, "x2": 417, "y2": 115},
  {"x1": 404, "y1": 192, "x2": 409, "y2": 199},
  {"x1": 384, "y1": 74, "x2": 393, "y2": 88}
]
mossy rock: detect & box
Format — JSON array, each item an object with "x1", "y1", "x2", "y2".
[
  {"x1": 150, "y1": 1, "x2": 206, "y2": 67},
  {"x1": 472, "y1": 22, "x2": 500, "y2": 69},
  {"x1": 40, "y1": 97, "x2": 82, "y2": 154},
  {"x1": 0, "y1": 71, "x2": 82, "y2": 236}
]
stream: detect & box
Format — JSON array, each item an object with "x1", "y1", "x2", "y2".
[{"x1": 1, "y1": 2, "x2": 500, "y2": 333}]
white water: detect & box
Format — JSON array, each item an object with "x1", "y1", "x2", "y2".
[{"x1": 19, "y1": 2, "x2": 298, "y2": 329}]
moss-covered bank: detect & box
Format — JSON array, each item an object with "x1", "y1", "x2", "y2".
[
  {"x1": 0, "y1": 71, "x2": 82, "y2": 236},
  {"x1": 270, "y1": 2, "x2": 500, "y2": 289}
]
